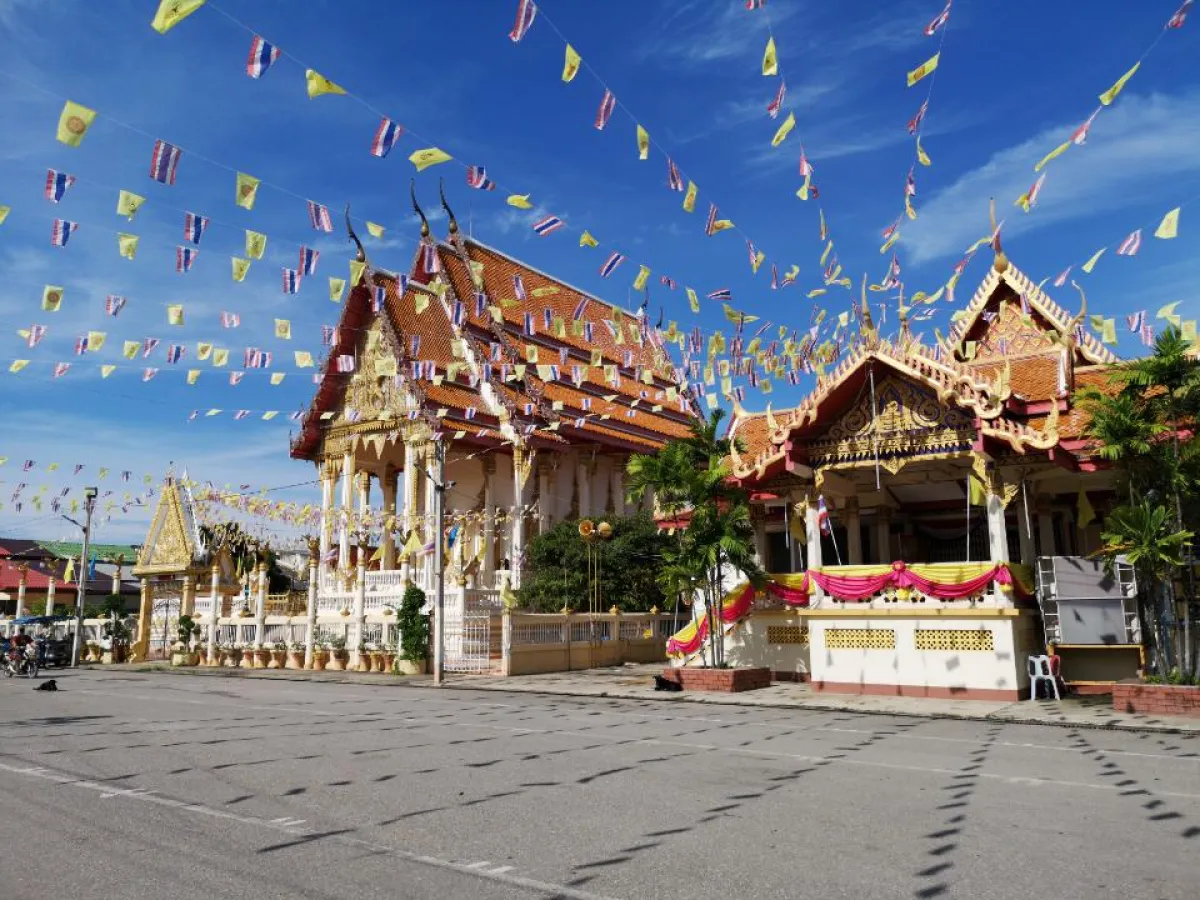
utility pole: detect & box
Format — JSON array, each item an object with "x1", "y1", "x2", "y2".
[
  {"x1": 68, "y1": 487, "x2": 98, "y2": 667},
  {"x1": 431, "y1": 440, "x2": 448, "y2": 686}
]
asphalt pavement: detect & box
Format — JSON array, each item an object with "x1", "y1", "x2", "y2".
[{"x1": 2, "y1": 668, "x2": 1198, "y2": 899}]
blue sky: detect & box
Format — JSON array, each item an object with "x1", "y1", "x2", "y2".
[{"x1": 0, "y1": 0, "x2": 1197, "y2": 543}]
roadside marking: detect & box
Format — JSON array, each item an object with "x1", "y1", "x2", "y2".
[{"x1": 0, "y1": 759, "x2": 624, "y2": 900}]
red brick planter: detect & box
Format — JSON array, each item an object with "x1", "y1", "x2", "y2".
[
  {"x1": 1112, "y1": 681, "x2": 1200, "y2": 718},
  {"x1": 664, "y1": 666, "x2": 771, "y2": 693}
]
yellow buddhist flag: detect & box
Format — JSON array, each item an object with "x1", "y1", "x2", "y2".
[
  {"x1": 56, "y1": 100, "x2": 96, "y2": 147},
  {"x1": 167, "y1": 304, "x2": 184, "y2": 326},
  {"x1": 87, "y1": 331, "x2": 106, "y2": 352},
  {"x1": 632, "y1": 265, "x2": 651, "y2": 291},
  {"x1": 9, "y1": 360, "x2": 29, "y2": 373},
  {"x1": 0, "y1": 206, "x2": 8, "y2": 225},
  {"x1": 796, "y1": 174, "x2": 812, "y2": 200},
  {"x1": 1183, "y1": 320, "x2": 1198, "y2": 342},
  {"x1": 683, "y1": 180, "x2": 698, "y2": 213},
  {"x1": 762, "y1": 37, "x2": 778, "y2": 76},
  {"x1": 150, "y1": 0, "x2": 205, "y2": 34},
  {"x1": 295, "y1": 350, "x2": 314, "y2": 368},
  {"x1": 907, "y1": 53, "x2": 939, "y2": 87},
  {"x1": 905, "y1": 195, "x2": 917, "y2": 220},
  {"x1": 1101, "y1": 318, "x2": 1117, "y2": 345},
  {"x1": 1034, "y1": 140, "x2": 1071, "y2": 173},
  {"x1": 121, "y1": 341, "x2": 138, "y2": 360},
  {"x1": 636, "y1": 124, "x2": 650, "y2": 160},
  {"x1": 409, "y1": 147, "x2": 452, "y2": 171},
  {"x1": 329, "y1": 277, "x2": 346, "y2": 303},
  {"x1": 213, "y1": 348, "x2": 229, "y2": 367},
  {"x1": 100, "y1": 365, "x2": 115, "y2": 378},
  {"x1": 711, "y1": 218, "x2": 734, "y2": 233},
  {"x1": 42, "y1": 285, "x2": 63, "y2": 312},
  {"x1": 274, "y1": 318, "x2": 292, "y2": 340},
  {"x1": 881, "y1": 229, "x2": 900, "y2": 253},
  {"x1": 415, "y1": 294, "x2": 430, "y2": 315},
  {"x1": 349, "y1": 259, "x2": 366, "y2": 285},
  {"x1": 117, "y1": 190, "x2": 145, "y2": 220},
  {"x1": 245, "y1": 230, "x2": 266, "y2": 260},
  {"x1": 366, "y1": 221, "x2": 385, "y2": 239},
  {"x1": 507, "y1": 194, "x2": 533, "y2": 209},
  {"x1": 562, "y1": 44, "x2": 582, "y2": 82},
  {"x1": 1081, "y1": 247, "x2": 1106, "y2": 274},
  {"x1": 967, "y1": 472, "x2": 988, "y2": 507},
  {"x1": 235, "y1": 172, "x2": 260, "y2": 210},
  {"x1": 231, "y1": 257, "x2": 250, "y2": 282},
  {"x1": 118, "y1": 233, "x2": 139, "y2": 259},
  {"x1": 1157, "y1": 301, "x2": 1180, "y2": 322},
  {"x1": 771, "y1": 111, "x2": 796, "y2": 147},
  {"x1": 579, "y1": 231, "x2": 599, "y2": 247},
  {"x1": 197, "y1": 342, "x2": 212, "y2": 361},
  {"x1": 1077, "y1": 488, "x2": 1095, "y2": 529},
  {"x1": 750, "y1": 249, "x2": 765, "y2": 273},
  {"x1": 306, "y1": 69, "x2": 346, "y2": 98},
  {"x1": 723, "y1": 304, "x2": 758, "y2": 324},
  {"x1": 1099, "y1": 61, "x2": 1140, "y2": 106},
  {"x1": 686, "y1": 287, "x2": 699, "y2": 314},
  {"x1": 1155, "y1": 207, "x2": 1180, "y2": 240},
  {"x1": 270, "y1": 373, "x2": 285, "y2": 386},
  {"x1": 916, "y1": 137, "x2": 931, "y2": 166},
  {"x1": 807, "y1": 288, "x2": 827, "y2": 298},
  {"x1": 187, "y1": 369, "x2": 200, "y2": 385}
]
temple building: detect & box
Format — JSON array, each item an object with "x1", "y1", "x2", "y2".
[
  {"x1": 669, "y1": 248, "x2": 1139, "y2": 699},
  {"x1": 288, "y1": 191, "x2": 691, "y2": 667}
]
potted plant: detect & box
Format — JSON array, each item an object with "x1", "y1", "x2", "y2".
[
  {"x1": 253, "y1": 644, "x2": 272, "y2": 669},
  {"x1": 367, "y1": 642, "x2": 386, "y2": 673},
  {"x1": 102, "y1": 618, "x2": 131, "y2": 664},
  {"x1": 85, "y1": 641, "x2": 101, "y2": 663},
  {"x1": 354, "y1": 641, "x2": 371, "y2": 673},
  {"x1": 286, "y1": 640, "x2": 305, "y2": 669},
  {"x1": 396, "y1": 584, "x2": 429, "y2": 675},
  {"x1": 312, "y1": 641, "x2": 329, "y2": 671},
  {"x1": 326, "y1": 634, "x2": 348, "y2": 671},
  {"x1": 268, "y1": 640, "x2": 287, "y2": 669},
  {"x1": 228, "y1": 642, "x2": 245, "y2": 668}
]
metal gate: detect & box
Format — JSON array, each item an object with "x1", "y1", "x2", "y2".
[{"x1": 442, "y1": 589, "x2": 498, "y2": 673}]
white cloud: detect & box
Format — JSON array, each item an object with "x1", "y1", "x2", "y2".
[{"x1": 902, "y1": 91, "x2": 1200, "y2": 264}]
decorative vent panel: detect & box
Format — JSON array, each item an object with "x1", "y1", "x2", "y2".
[
  {"x1": 767, "y1": 625, "x2": 809, "y2": 645},
  {"x1": 914, "y1": 629, "x2": 995, "y2": 651},
  {"x1": 824, "y1": 628, "x2": 896, "y2": 650}
]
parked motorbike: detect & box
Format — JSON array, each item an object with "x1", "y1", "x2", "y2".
[{"x1": 4, "y1": 645, "x2": 39, "y2": 679}]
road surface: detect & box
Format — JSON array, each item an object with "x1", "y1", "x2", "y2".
[{"x1": 1, "y1": 669, "x2": 1198, "y2": 899}]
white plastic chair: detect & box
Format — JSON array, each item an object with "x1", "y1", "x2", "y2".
[{"x1": 1027, "y1": 654, "x2": 1061, "y2": 701}]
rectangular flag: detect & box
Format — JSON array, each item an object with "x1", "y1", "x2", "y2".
[
  {"x1": 532, "y1": 215, "x2": 564, "y2": 236},
  {"x1": 370, "y1": 117, "x2": 403, "y2": 157},
  {"x1": 105, "y1": 295, "x2": 126, "y2": 316},
  {"x1": 184, "y1": 211, "x2": 208, "y2": 244},
  {"x1": 149, "y1": 139, "x2": 182, "y2": 185},
  {"x1": 221, "y1": 311, "x2": 240, "y2": 328},
  {"x1": 56, "y1": 100, "x2": 96, "y2": 147},
  {"x1": 166, "y1": 344, "x2": 184, "y2": 364},
  {"x1": 767, "y1": 80, "x2": 786, "y2": 118},
  {"x1": 1168, "y1": 0, "x2": 1194, "y2": 28},
  {"x1": 667, "y1": 157, "x2": 684, "y2": 191},
  {"x1": 466, "y1": 165, "x2": 495, "y2": 189},
  {"x1": 308, "y1": 200, "x2": 333, "y2": 231},
  {"x1": 1116, "y1": 229, "x2": 1142, "y2": 256},
  {"x1": 925, "y1": 1, "x2": 951, "y2": 36},
  {"x1": 594, "y1": 89, "x2": 616, "y2": 130},
  {"x1": 246, "y1": 35, "x2": 280, "y2": 78},
  {"x1": 705, "y1": 203, "x2": 718, "y2": 236},
  {"x1": 299, "y1": 245, "x2": 319, "y2": 275},
  {"x1": 282, "y1": 268, "x2": 301, "y2": 293},
  {"x1": 118, "y1": 233, "x2": 139, "y2": 259},
  {"x1": 1155, "y1": 207, "x2": 1181, "y2": 239},
  {"x1": 246, "y1": 230, "x2": 267, "y2": 259},
  {"x1": 513, "y1": 274, "x2": 528, "y2": 301},
  {"x1": 176, "y1": 245, "x2": 197, "y2": 272},
  {"x1": 599, "y1": 251, "x2": 625, "y2": 278},
  {"x1": 907, "y1": 53, "x2": 940, "y2": 87},
  {"x1": 45, "y1": 169, "x2": 75, "y2": 203},
  {"x1": 51, "y1": 219, "x2": 78, "y2": 246},
  {"x1": 907, "y1": 100, "x2": 929, "y2": 135},
  {"x1": 509, "y1": 0, "x2": 537, "y2": 42},
  {"x1": 235, "y1": 172, "x2": 259, "y2": 210}
]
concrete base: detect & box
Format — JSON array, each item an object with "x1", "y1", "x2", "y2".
[
  {"x1": 664, "y1": 666, "x2": 771, "y2": 693},
  {"x1": 812, "y1": 680, "x2": 1022, "y2": 702},
  {"x1": 1113, "y1": 682, "x2": 1200, "y2": 718}
]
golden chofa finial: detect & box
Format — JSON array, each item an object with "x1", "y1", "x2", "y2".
[
  {"x1": 439, "y1": 178, "x2": 459, "y2": 235},
  {"x1": 989, "y1": 197, "x2": 1009, "y2": 273},
  {"x1": 410, "y1": 179, "x2": 430, "y2": 238}
]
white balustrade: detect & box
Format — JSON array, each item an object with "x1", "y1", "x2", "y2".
[{"x1": 365, "y1": 570, "x2": 406, "y2": 592}]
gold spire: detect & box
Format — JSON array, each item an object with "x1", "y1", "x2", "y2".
[{"x1": 989, "y1": 198, "x2": 1009, "y2": 273}]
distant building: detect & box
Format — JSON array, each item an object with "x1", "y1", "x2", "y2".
[{"x1": 0, "y1": 539, "x2": 141, "y2": 616}]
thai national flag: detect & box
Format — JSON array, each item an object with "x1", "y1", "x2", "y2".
[
  {"x1": 707, "y1": 288, "x2": 732, "y2": 301},
  {"x1": 467, "y1": 166, "x2": 495, "y2": 190},
  {"x1": 299, "y1": 245, "x2": 319, "y2": 275},
  {"x1": 572, "y1": 297, "x2": 588, "y2": 320},
  {"x1": 509, "y1": 0, "x2": 537, "y2": 42},
  {"x1": 142, "y1": 338, "x2": 160, "y2": 358},
  {"x1": 246, "y1": 35, "x2": 280, "y2": 78},
  {"x1": 452, "y1": 301, "x2": 465, "y2": 327},
  {"x1": 282, "y1": 268, "x2": 301, "y2": 294},
  {"x1": 532, "y1": 215, "x2": 564, "y2": 237},
  {"x1": 422, "y1": 243, "x2": 440, "y2": 274},
  {"x1": 667, "y1": 157, "x2": 683, "y2": 191},
  {"x1": 105, "y1": 295, "x2": 126, "y2": 317},
  {"x1": 176, "y1": 245, "x2": 197, "y2": 272},
  {"x1": 524, "y1": 312, "x2": 535, "y2": 336},
  {"x1": 599, "y1": 251, "x2": 625, "y2": 278},
  {"x1": 307, "y1": 200, "x2": 333, "y2": 232},
  {"x1": 370, "y1": 117, "x2": 404, "y2": 157},
  {"x1": 51, "y1": 219, "x2": 78, "y2": 246},
  {"x1": 336, "y1": 355, "x2": 355, "y2": 373},
  {"x1": 74, "y1": 336, "x2": 88, "y2": 355},
  {"x1": 475, "y1": 292, "x2": 488, "y2": 316},
  {"x1": 513, "y1": 274, "x2": 528, "y2": 301},
  {"x1": 660, "y1": 275, "x2": 677, "y2": 289},
  {"x1": 149, "y1": 140, "x2": 182, "y2": 185},
  {"x1": 45, "y1": 169, "x2": 75, "y2": 203},
  {"x1": 373, "y1": 285, "x2": 386, "y2": 312},
  {"x1": 221, "y1": 311, "x2": 240, "y2": 328},
  {"x1": 1126, "y1": 310, "x2": 1146, "y2": 333},
  {"x1": 166, "y1": 344, "x2": 184, "y2": 364},
  {"x1": 595, "y1": 89, "x2": 616, "y2": 130},
  {"x1": 1116, "y1": 229, "x2": 1143, "y2": 257},
  {"x1": 819, "y1": 496, "x2": 831, "y2": 533},
  {"x1": 184, "y1": 212, "x2": 208, "y2": 244},
  {"x1": 27, "y1": 325, "x2": 46, "y2": 348}
]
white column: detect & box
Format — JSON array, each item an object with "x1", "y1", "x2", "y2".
[
  {"x1": 339, "y1": 450, "x2": 353, "y2": 570},
  {"x1": 422, "y1": 446, "x2": 437, "y2": 591},
  {"x1": 751, "y1": 507, "x2": 769, "y2": 568},
  {"x1": 352, "y1": 548, "x2": 366, "y2": 669},
  {"x1": 382, "y1": 465, "x2": 397, "y2": 570},
  {"x1": 787, "y1": 497, "x2": 804, "y2": 572},
  {"x1": 987, "y1": 493, "x2": 1010, "y2": 563},
  {"x1": 483, "y1": 457, "x2": 496, "y2": 588},
  {"x1": 577, "y1": 456, "x2": 592, "y2": 519},
  {"x1": 610, "y1": 464, "x2": 625, "y2": 517},
  {"x1": 319, "y1": 460, "x2": 334, "y2": 573},
  {"x1": 207, "y1": 564, "x2": 219, "y2": 665},
  {"x1": 537, "y1": 459, "x2": 552, "y2": 534},
  {"x1": 15, "y1": 568, "x2": 27, "y2": 618},
  {"x1": 253, "y1": 564, "x2": 267, "y2": 648},
  {"x1": 845, "y1": 499, "x2": 863, "y2": 565},
  {"x1": 512, "y1": 446, "x2": 528, "y2": 589},
  {"x1": 45, "y1": 578, "x2": 56, "y2": 616},
  {"x1": 305, "y1": 554, "x2": 318, "y2": 668},
  {"x1": 400, "y1": 442, "x2": 416, "y2": 584},
  {"x1": 805, "y1": 496, "x2": 824, "y2": 602}
]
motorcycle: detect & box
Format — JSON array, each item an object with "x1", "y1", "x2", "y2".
[{"x1": 4, "y1": 645, "x2": 39, "y2": 679}]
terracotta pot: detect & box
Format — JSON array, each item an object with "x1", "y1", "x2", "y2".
[
  {"x1": 85, "y1": 646, "x2": 101, "y2": 663},
  {"x1": 384, "y1": 652, "x2": 396, "y2": 673},
  {"x1": 252, "y1": 649, "x2": 270, "y2": 669},
  {"x1": 312, "y1": 650, "x2": 328, "y2": 671},
  {"x1": 224, "y1": 649, "x2": 242, "y2": 668},
  {"x1": 101, "y1": 650, "x2": 115, "y2": 665},
  {"x1": 395, "y1": 658, "x2": 426, "y2": 676},
  {"x1": 286, "y1": 651, "x2": 304, "y2": 669},
  {"x1": 355, "y1": 652, "x2": 372, "y2": 673},
  {"x1": 326, "y1": 650, "x2": 347, "y2": 672},
  {"x1": 268, "y1": 650, "x2": 286, "y2": 670}
]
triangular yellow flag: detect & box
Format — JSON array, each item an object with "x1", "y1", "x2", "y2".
[
  {"x1": 507, "y1": 194, "x2": 533, "y2": 209},
  {"x1": 196, "y1": 342, "x2": 212, "y2": 361},
  {"x1": 274, "y1": 319, "x2": 292, "y2": 340},
  {"x1": 1154, "y1": 207, "x2": 1180, "y2": 240},
  {"x1": 349, "y1": 259, "x2": 366, "y2": 286},
  {"x1": 1157, "y1": 301, "x2": 1180, "y2": 322},
  {"x1": 636, "y1": 124, "x2": 650, "y2": 160},
  {"x1": 762, "y1": 37, "x2": 778, "y2": 76},
  {"x1": 409, "y1": 147, "x2": 452, "y2": 171},
  {"x1": 187, "y1": 369, "x2": 200, "y2": 385},
  {"x1": 87, "y1": 331, "x2": 106, "y2": 351},
  {"x1": 916, "y1": 137, "x2": 931, "y2": 166},
  {"x1": 150, "y1": 0, "x2": 205, "y2": 34},
  {"x1": 245, "y1": 230, "x2": 266, "y2": 259},
  {"x1": 100, "y1": 365, "x2": 116, "y2": 378},
  {"x1": 771, "y1": 111, "x2": 796, "y2": 147},
  {"x1": 1077, "y1": 489, "x2": 1096, "y2": 529},
  {"x1": 329, "y1": 277, "x2": 346, "y2": 302},
  {"x1": 56, "y1": 101, "x2": 96, "y2": 147},
  {"x1": 562, "y1": 44, "x2": 581, "y2": 82},
  {"x1": 0, "y1": 206, "x2": 8, "y2": 225},
  {"x1": 235, "y1": 172, "x2": 259, "y2": 210},
  {"x1": 305, "y1": 69, "x2": 346, "y2": 98},
  {"x1": 1034, "y1": 140, "x2": 1071, "y2": 173},
  {"x1": 750, "y1": 250, "x2": 765, "y2": 273},
  {"x1": 633, "y1": 265, "x2": 651, "y2": 290},
  {"x1": 907, "y1": 53, "x2": 940, "y2": 87},
  {"x1": 167, "y1": 304, "x2": 185, "y2": 326},
  {"x1": 366, "y1": 221, "x2": 384, "y2": 239},
  {"x1": 579, "y1": 231, "x2": 598, "y2": 248},
  {"x1": 1099, "y1": 61, "x2": 1140, "y2": 106},
  {"x1": 9, "y1": 360, "x2": 29, "y2": 373},
  {"x1": 231, "y1": 257, "x2": 250, "y2": 282},
  {"x1": 213, "y1": 348, "x2": 229, "y2": 367},
  {"x1": 1081, "y1": 247, "x2": 1106, "y2": 274},
  {"x1": 42, "y1": 285, "x2": 64, "y2": 312},
  {"x1": 270, "y1": 373, "x2": 285, "y2": 386},
  {"x1": 117, "y1": 190, "x2": 145, "y2": 220},
  {"x1": 117, "y1": 233, "x2": 139, "y2": 259},
  {"x1": 122, "y1": 341, "x2": 138, "y2": 360},
  {"x1": 683, "y1": 180, "x2": 698, "y2": 213},
  {"x1": 295, "y1": 351, "x2": 314, "y2": 368}
]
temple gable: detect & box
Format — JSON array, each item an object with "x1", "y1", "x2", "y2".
[
  {"x1": 134, "y1": 479, "x2": 198, "y2": 575},
  {"x1": 958, "y1": 283, "x2": 1059, "y2": 362}
]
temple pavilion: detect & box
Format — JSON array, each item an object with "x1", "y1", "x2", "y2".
[{"x1": 668, "y1": 248, "x2": 1138, "y2": 699}]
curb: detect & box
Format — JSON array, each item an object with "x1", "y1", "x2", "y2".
[{"x1": 103, "y1": 665, "x2": 1197, "y2": 736}]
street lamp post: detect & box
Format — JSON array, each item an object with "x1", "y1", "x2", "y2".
[{"x1": 65, "y1": 487, "x2": 98, "y2": 667}]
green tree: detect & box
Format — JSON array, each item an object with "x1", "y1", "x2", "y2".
[
  {"x1": 626, "y1": 409, "x2": 764, "y2": 667},
  {"x1": 517, "y1": 513, "x2": 672, "y2": 613},
  {"x1": 396, "y1": 584, "x2": 429, "y2": 662}
]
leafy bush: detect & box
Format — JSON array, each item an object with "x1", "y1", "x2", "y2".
[{"x1": 397, "y1": 584, "x2": 430, "y2": 662}]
